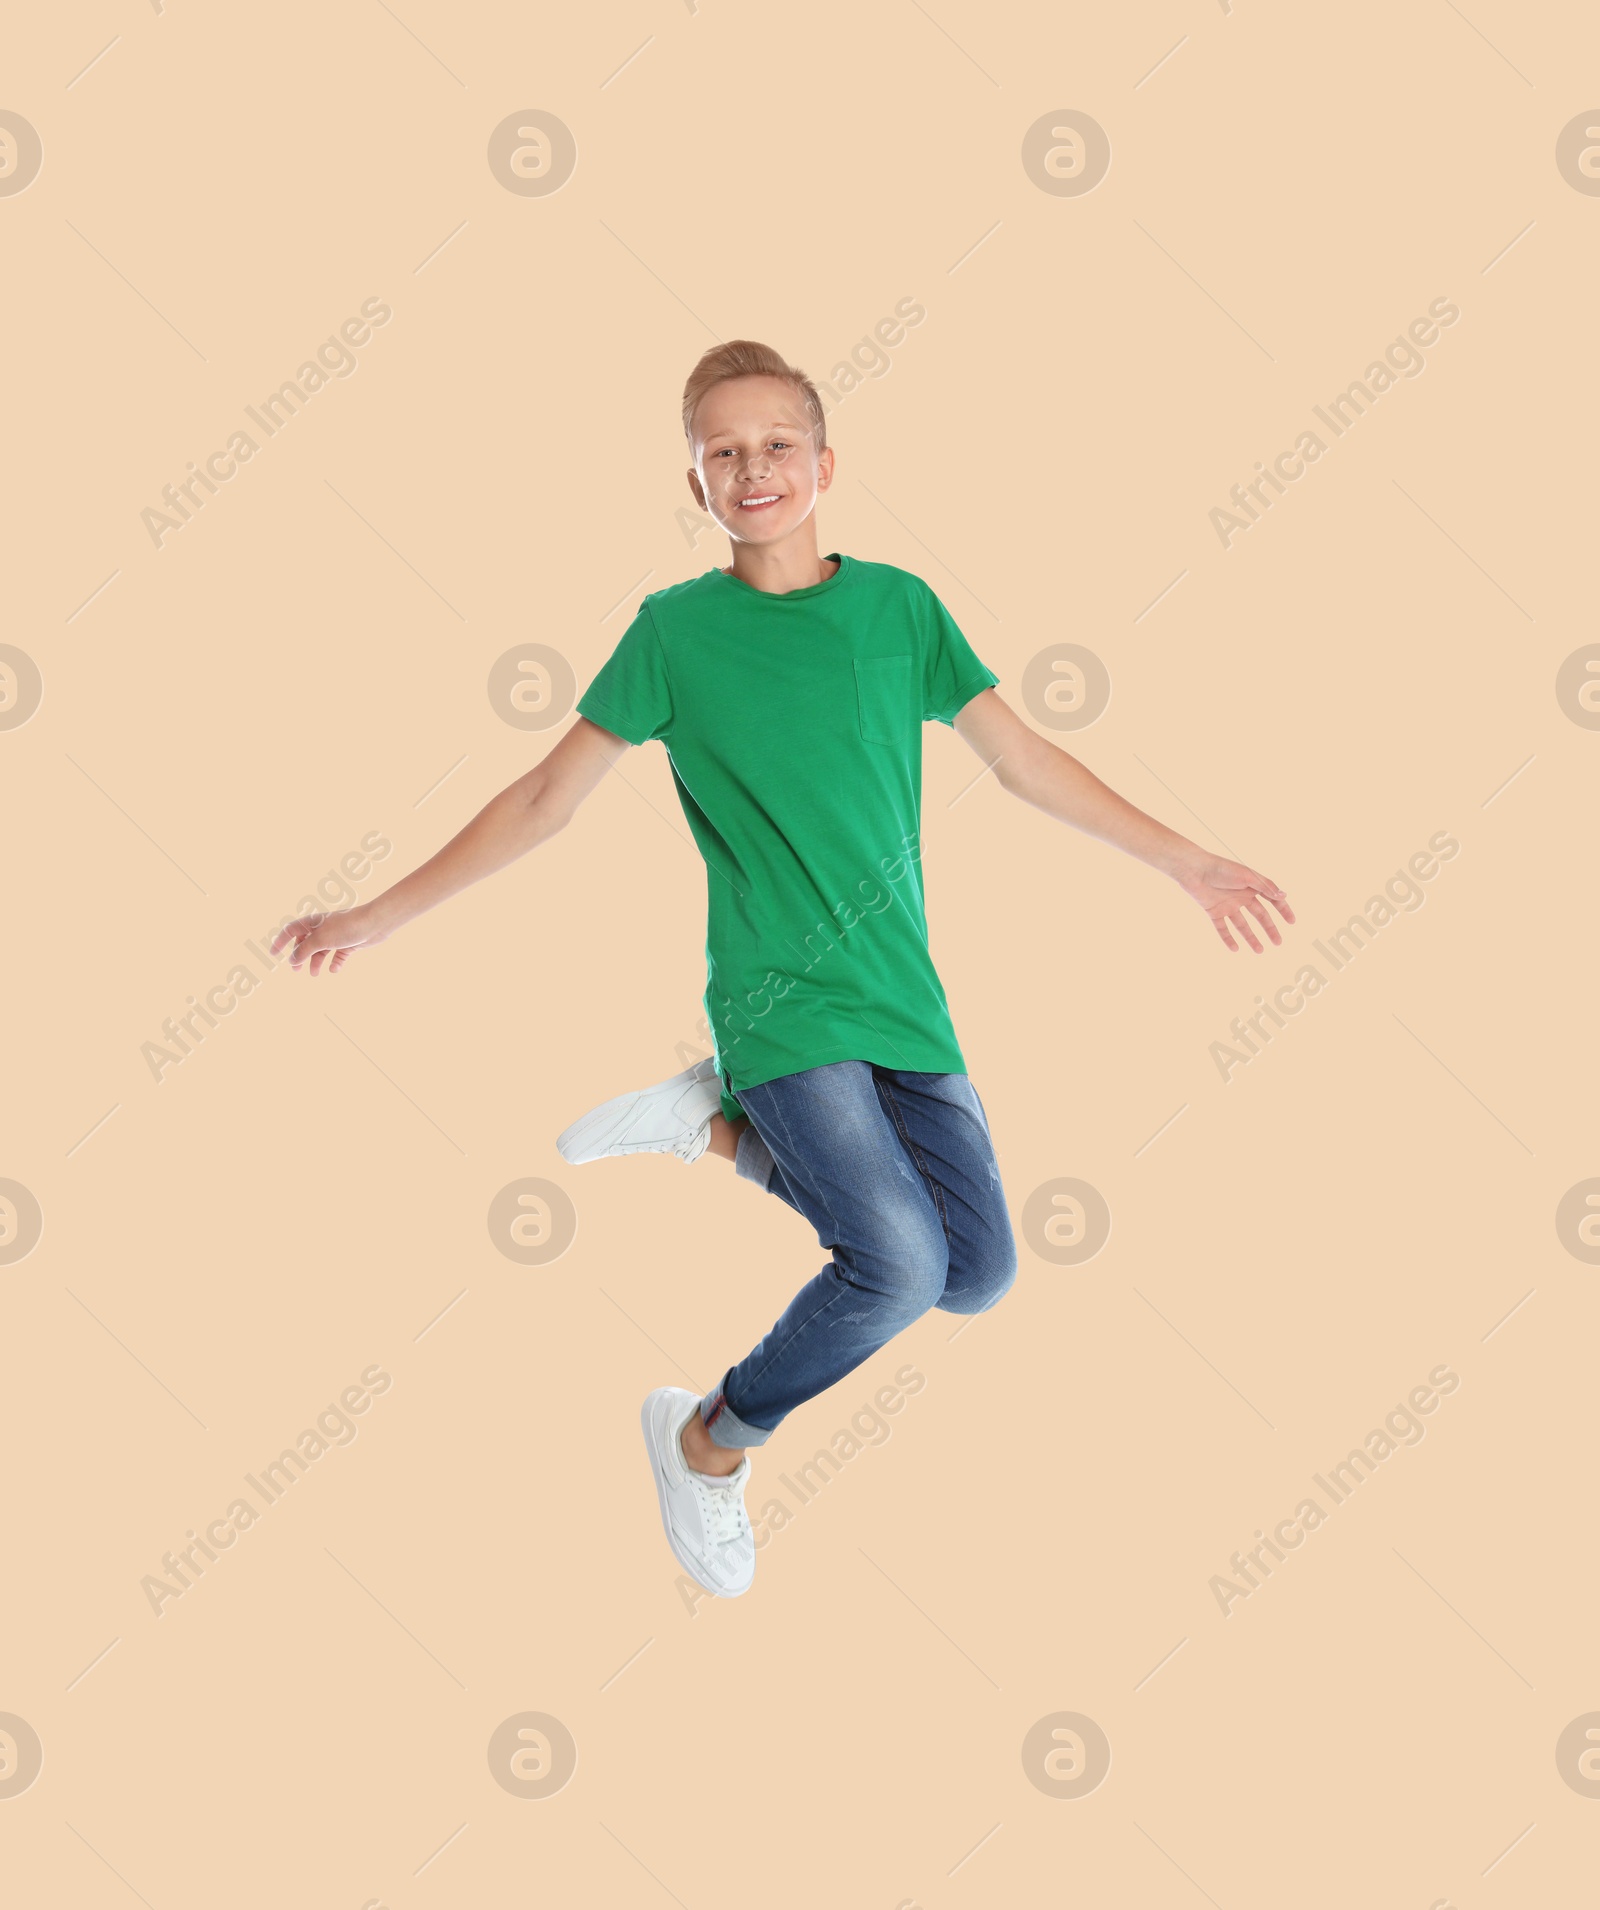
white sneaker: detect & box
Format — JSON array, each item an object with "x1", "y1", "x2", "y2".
[
  {"x1": 556, "y1": 1056, "x2": 724, "y2": 1165},
  {"x1": 640, "y1": 1387, "x2": 756, "y2": 1597}
]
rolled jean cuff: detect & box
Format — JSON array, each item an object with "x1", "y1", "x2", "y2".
[
  {"x1": 700, "y1": 1382, "x2": 774, "y2": 1450},
  {"x1": 733, "y1": 1120, "x2": 776, "y2": 1189}
]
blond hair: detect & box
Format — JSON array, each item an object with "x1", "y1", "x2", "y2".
[{"x1": 681, "y1": 339, "x2": 828, "y2": 457}]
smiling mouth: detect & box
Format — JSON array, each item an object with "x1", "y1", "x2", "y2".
[{"x1": 737, "y1": 494, "x2": 782, "y2": 510}]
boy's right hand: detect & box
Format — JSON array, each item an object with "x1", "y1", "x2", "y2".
[{"x1": 271, "y1": 902, "x2": 394, "y2": 976}]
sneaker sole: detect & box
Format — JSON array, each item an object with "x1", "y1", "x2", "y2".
[{"x1": 640, "y1": 1391, "x2": 752, "y2": 1599}]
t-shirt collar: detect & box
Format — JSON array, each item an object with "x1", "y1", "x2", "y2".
[{"x1": 712, "y1": 553, "x2": 851, "y2": 601}]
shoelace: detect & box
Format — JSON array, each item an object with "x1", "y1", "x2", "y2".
[
  {"x1": 669, "y1": 1121, "x2": 710, "y2": 1163},
  {"x1": 694, "y1": 1470, "x2": 748, "y2": 1547}
]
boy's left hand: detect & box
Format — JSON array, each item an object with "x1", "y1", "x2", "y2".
[{"x1": 1173, "y1": 854, "x2": 1294, "y2": 953}]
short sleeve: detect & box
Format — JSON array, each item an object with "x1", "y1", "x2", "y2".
[
  {"x1": 920, "y1": 583, "x2": 999, "y2": 725},
  {"x1": 576, "y1": 599, "x2": 675, "y2": 744}
]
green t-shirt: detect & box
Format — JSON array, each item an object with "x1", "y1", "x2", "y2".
[{"x1": 576, "y1": 552, "x2": 999, "y2": 1123}]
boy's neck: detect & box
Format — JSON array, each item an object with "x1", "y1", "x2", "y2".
[{"x1": 721, "y1": 532, "x2": 838, "y2": 595}]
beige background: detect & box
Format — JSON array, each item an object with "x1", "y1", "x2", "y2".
[{"x1": 3, "y1": 2, "x2": 1596, "y2": 1904}]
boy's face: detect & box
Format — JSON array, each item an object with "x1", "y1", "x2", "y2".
[{"x1": 687, "y1": 374, "x2": 834, "y2": 547}]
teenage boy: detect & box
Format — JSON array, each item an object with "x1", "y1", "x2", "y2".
[{"x1": 274, "y1": 340, "x2": 1292, "y2": 1600}]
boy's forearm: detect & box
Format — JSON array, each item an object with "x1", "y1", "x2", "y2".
[
  {"x1": 370, "y1": 769, "x2": 567, "y2": 931},
  {"x1": 1000, "y1": 735, "x2": 1200, "y2": 879}
]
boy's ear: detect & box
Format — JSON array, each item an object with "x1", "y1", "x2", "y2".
[{"x1": 816, "y1": 446, "x2": 835, "y2": 490}]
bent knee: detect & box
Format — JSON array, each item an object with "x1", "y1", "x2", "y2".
[
  {"x1": 941, "y1": 1232, "x2": 1018, "y2": 1315},
  {"x1": 983, "y1": 1249, "x2": 1019, "y2": 1310},
  {"x1": 880, "y1": 1247, "x2": 950, "y2": 1317},
  {"x1": 836, "y1": 1232, "x2": 949, "y2": 1317},
  {"x1": 900, "y1": 1255, "x2": 953, "y2": 1316}
]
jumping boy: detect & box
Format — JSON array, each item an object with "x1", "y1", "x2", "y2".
[{"x1": 274, "y1": 340, "x2": 1293, "y2": 1600}]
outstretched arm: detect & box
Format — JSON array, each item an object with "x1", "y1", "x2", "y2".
[
  {"x1": 951, "y1": 689, "x2": 1294, "y2": 953},
  {"x1": 272, "y1": 716, "x2": 631, "y2": 974}
]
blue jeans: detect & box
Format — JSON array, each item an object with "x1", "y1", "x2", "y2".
[{"x1": 698, "y1": 1062, "x2": 1018, "y2": 1450}]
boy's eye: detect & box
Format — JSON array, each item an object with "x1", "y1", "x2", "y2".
[{"x1": 713, "y1": 441, "x2": 793, "y2": 458}]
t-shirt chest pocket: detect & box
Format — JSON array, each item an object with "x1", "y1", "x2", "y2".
[{"x1": 853, "y1": 654, "x2": 912, "y2": 746}]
